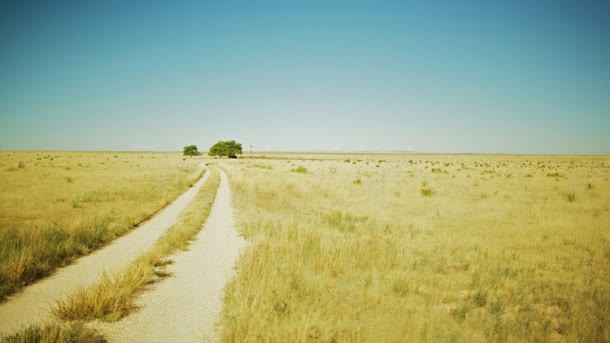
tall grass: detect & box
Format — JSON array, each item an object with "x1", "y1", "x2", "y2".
[
  {"x1": 0, "y1": 152, "x2": 204, "y2": 301},
  {"x1": 53, "y1": 168, "x2": 220, "y2": 321},
  {"x1": 219, "y1": 154, "x2": 609, "y2": 342},
  {"x1": 1, "y1": 323, "x2": 104, "y2": 343}
]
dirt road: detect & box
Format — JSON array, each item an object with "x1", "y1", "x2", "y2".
[
  {"x1": 0, "y1": 164, "x2": 210, "y2": 336},
  {"x1": 96, "y1": 168, "x2": 245, "y2": 342}
]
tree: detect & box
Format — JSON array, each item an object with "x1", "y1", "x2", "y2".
[
  {"x1": 183, "y1": 145, "x2": 201, "y2": 157},
  {"x1": 209, "y1": 140, "x2": 242, "y2": 158}
]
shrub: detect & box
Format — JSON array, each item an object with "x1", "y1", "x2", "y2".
[
  {"x1": 566, "y1": 192, "x2": 576, "y2": 202},
  {"x1": 353, "y1": 178, "x2": 362, "y2": 185}
]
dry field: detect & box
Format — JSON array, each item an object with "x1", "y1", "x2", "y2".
[
  {"x1": 0, "y1": 151, "x2": 204, "y2": 300},
  {"x1": 220, "y1": 153, "x2": 609, "y2": 342}
]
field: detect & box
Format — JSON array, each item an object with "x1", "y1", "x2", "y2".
[
  {"x1": 0, "y1": 152, "x2": 608, "y2": 342},
  {"x1": 219, "y1": 154, "x2": 609, "y2": 342},
  {"x1": 0, "y1": 151, "x2": 203, "y2": 300}
]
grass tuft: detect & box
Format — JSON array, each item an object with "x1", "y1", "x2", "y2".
[
  {"x1": 1, "y1": 323, "x2": 105, "y2": 343},
  {"x1": 291, "y1": 166, "x2": 308, "y2": 173}
]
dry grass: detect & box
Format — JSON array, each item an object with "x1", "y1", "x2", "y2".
[
  {"x1": 0, "y1": 323, "x2": 105, "y2": 343},
  {"x1": 53, "y1": 167, "x2": 220, "y2": 322},
  {"x1": 0, "y1": 151, "x2": 204, "y2": 301},
  {"x1": 219, "y1": 153, "x2": 609, "y2": 342}
]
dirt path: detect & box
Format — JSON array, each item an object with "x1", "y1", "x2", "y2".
[
  {"x1": 95, "y1": 168, "x2": 245, "y2": 343},
  {"x1": 0, "y1": 164, "x2": 210, "y2": 336}
]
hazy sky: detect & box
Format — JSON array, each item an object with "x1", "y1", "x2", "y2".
[{"x1": 1, "y1": 1, "x2": 609, "y2": 154}]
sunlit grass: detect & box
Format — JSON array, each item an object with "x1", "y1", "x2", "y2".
[
  {"x1": 1, "y1": 323, "x2": 104, "y2": 343},
  {"x1": 0, "y1": 151, "x2": 204, "y2": 301},
  {"x1": 219, "y1": 153, "x2": 609, "y2": 342},
  {"x1": 53, "y1": 168, "x2": 220, "y2": 322}
]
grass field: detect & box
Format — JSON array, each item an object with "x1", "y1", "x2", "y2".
[
  {"x1": 220, "y1": 153, "x2": 609, "y2": 342},
  {"x1": 0, "y1": 151, "x2": 204, "y2": 300}
]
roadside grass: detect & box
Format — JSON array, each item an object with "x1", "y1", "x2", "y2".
[
  {"x1": 53, "y1": 168, "x2": 220, "y2": 322},
  {"x1": 1, "y1": 323, "x2": 105, "y2": 343},
  {"x1": 0, "y1": 152, "x2": 204, "y2": 301},
  {"x1": 220, "y1": 154, "x2": 609, "y2": 342}
]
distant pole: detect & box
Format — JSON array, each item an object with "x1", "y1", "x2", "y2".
[{"x1": 249, "y1": 144, "x2": 253, "y2": 155}]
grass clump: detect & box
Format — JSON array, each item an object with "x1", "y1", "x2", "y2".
[
  {"x1": 547, "y1": 172, "x2": 564, "y2": 178},
  {"x1": 1, "y1": 323, "x2": 105, "y2": 343},
  {"x1": 566, "y1": 192, "x2": 576, "y2": 202},
  {"x1": 353, "y1": 178, "x2": 362, "y2": 185},
  {"x1": 421, "y1": 187, "x2": 435, "y2": 196},
  {"x1": 53, "y1": 169, "x2": 220, "y2": 322},
  {"x1": 291, "y1": 166, "x2": 308, "y2": 173}
]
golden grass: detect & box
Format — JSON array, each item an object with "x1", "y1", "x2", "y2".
[
  {"x1": 0, "y1": 151, "x2": 204, "y2": 301},
  {"x1": 53, "y1": 167, "x2": 220, "y2": 322},
  {"x1": 0, "y1": 323, "x2": 104, "y2": 343},
  {"x1": 219, "y1": 154, "x2": 609, "y2": 342}
]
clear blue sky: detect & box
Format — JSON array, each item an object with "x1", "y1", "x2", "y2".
[{"x1": 1, "y1": 1, "x2": 609, "y2": 154}]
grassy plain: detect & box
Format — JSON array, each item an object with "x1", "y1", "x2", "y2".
[
  {"x1": 0, "y1": 151, "x2": 204, "y2": 300},
  {"x1": 220, "y1": 153, "x2": 609, "y2": 342}
]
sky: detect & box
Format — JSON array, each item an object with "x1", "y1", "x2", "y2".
[{"x1": 0, "y1": 1, "x2": 609, "y2": 154}]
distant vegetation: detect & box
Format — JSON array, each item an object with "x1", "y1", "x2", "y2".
[{"x1": 209, "y1": 140, "x2": 242, "y2": 158}]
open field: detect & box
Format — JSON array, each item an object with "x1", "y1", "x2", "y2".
[
  {"x1": 0, "y1": 151, "x2": 204, "y2": 300},
  {"x1": 220, "y1": 153, "x2": 609, "y2": 342}
]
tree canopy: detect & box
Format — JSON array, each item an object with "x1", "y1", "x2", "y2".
[
  {"x1": 209, "y1": 140, "x2": 242, "y2": 158},
  {"x1": 183, "y1": 145, "x2": 201, "y2": 157}
]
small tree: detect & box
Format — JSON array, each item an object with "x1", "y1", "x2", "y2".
[
  {"x1": 209, "y1": 140, "x2": 242, "y2": 158},
  {"x1": 183, "y1": 145, "x2": 201, "y2": 157}
]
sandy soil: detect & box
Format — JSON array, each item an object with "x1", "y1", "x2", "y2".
[
  {"x1": 94, "y1": 168, "x2": 245, "y2": 343},
  {"x1": 0, "y1": 164, "x2": 209, "y2": 336}
]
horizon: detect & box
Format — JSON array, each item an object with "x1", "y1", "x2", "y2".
[
  {"x1": 1, "y1": 1, "x2": 609, "y2": 155},
  {"x1": 1, "y1": 148, "x2": 608, "y2": 157}
]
